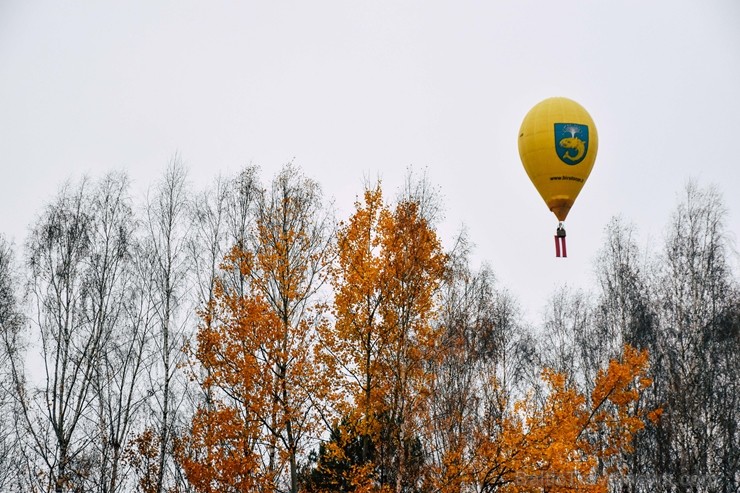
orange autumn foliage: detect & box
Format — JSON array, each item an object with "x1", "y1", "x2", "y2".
[
  {"x1": 319, "y1": 184, "x2": 447, "y2": 490},
  {"x1": 125, "y1": 427, "x2": 166, "y2": 493},
  {"x1": 177, "y1": 405, "x2": 272, "y2": 493},
  {"x1": 176, "y1": 265, "x2": 281, "y2": 492},
  {"x1": 177, "y1": 181, "x2": 657, "y2": 493},
  {"x1": 178, "y1": 249, "x2": 329, "y2": 492},
  {"x1": 427, "y1": 345, "x2": 657, "y2": 493},
  {"x1": 178, "y1": 170, "x2": 332, "y2": 493}
]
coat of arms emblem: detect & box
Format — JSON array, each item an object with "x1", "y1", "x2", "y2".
[{"x1": 554, "y1": 123, "x2": 589, "y2": 165}]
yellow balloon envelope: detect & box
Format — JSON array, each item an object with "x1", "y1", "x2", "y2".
[{"x1": 518, "y1": 97, "x2": 598, "y2": 222}]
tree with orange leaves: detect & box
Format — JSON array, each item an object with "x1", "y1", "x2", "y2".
[
  {"x1": 176, "y1": 272, "x2": 281, "y2": 492},
  {"x1": 177, "y1": 165, "x2": 333, "y2": 493},
  {"x1": 178, "y1": 177, "x2": 659, "y2": 493},
  {"x1": 423, "y1": 345, "x2": 659, "y2": 493},
  {"x1": 317, "y1": 183, "x2": 447, "y2": 492}
]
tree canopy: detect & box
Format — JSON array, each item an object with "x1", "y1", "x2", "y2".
[{"x1": 0, "y1": 165, "x2": 736, "y2": 493}]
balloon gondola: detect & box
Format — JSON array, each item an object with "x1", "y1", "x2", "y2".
[{"x1": 518, "y1": 97, "x2": 598, "y2": 257}]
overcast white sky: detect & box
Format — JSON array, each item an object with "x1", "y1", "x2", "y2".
[{"x1": 2, "y1": 1, "x2": 739, "y2": 323}]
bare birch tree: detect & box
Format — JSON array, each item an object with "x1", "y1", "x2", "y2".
[
  {"x1": 222, "y1": 166, "x2": 260, "y2": 296},
  {"x1": 83, "y1": 173, "x2": 151, "y2": 493},
  {"x1": 19, "y1": 179, "x2": 103, "y2": 492},
  {"x1": 653, "y1": 181, "x2": 740, "y2": 492},
  {"x1": 0, "y1": 236, "x2": 26, "y2": 491},
  {"x1": 139, "y1": 159, "x2": 193, "y2": 493},
  {"x1": 539, "y1": 285, "x2": 593, "y2": 393},
  {"x1": 590, "y1": 217, "x2": 659, "y2": 492},
  {"x1": 426, "y1": 231, "x2": 535, "y2": 491},
  {"x1": 594, "y1": 217, "x2": 656, "y2": 354},
  {"x1": 188, "y1": 176, "x2": 229, "y2": 311}
]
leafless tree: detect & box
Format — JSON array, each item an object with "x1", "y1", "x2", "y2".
[
  {"x1": 397, "y1": 167, "x2": 444, "y2": 226},
  {"x1": 590, "y1": 217, "x2": 659, "y2": 492},
  {"x1": 19, "y1": 178, "x2": 104, "y2": 492},
  {"x1": 651, "y1": 181, "x2": 740, "y2": 492},
  {"x1": 0, "y1": 236, "x2": 27, "y2": 491},
  {"x1": 81, "y1": 172, "x2": 151, "y2": 493},
  {"x1": 426, "y1": 230, "x2": 535, "y2": 491},
  {"x1": 225, "y1": 166, "x2": 260, "y2": 252},
  {"x1": 6, "y1": 174, "x2": 153, "y2": 492},
  {"x1": 220, "y1": 166, "x2": 261, "y2": 299},
  {"x1": 187, "y1": 176, "x2": 229, "y2": 311},
  {"x1": 185, "y1": 165, "x2": 261, "y2": 304},
  {"x1": 539, "y1": 285, "x2": 593, "y2": 393},
  {"x1": 141, "y1": 158, "x2": 194, "y2": 493}
]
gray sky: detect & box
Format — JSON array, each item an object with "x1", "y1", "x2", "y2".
[{"x1": 2, "y1": 1, "x2": 739, "y2": 322}]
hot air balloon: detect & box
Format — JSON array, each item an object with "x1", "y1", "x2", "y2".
[{"x1": 518, "y1": 97, "x2": 598, "y2": 257}]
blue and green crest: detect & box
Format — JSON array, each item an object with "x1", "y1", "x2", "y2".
[{"x1": 554, "y1": 123, "x2": 589, "y2": 165}]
